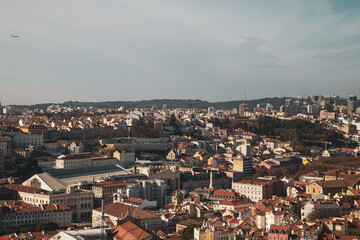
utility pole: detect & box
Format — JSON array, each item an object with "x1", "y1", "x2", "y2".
[{"x1": 101, "y1": 197, "x2": 105, "y2": 240}]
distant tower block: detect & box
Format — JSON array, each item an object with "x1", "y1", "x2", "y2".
[
  {"x1": 348, "y1": 95, "x2": 358, "y2": 114},
  {"x1": 233, "y1": 156, "x2": 253, "y2": 176},
  {"x1": 239, "y1": 104, "x2": 247, "y2": 118}
]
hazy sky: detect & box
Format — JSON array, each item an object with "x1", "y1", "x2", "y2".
[{"x1": 1, "y1": 0, "x2": 360, "y2": 105}]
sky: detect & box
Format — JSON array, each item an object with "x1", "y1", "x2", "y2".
[{"x1": 1, "y1": 0, "x2": 360, "y2": 105}]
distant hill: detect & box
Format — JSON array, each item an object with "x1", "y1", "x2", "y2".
[
  {"x1": 10, "y1": 97, "x2": 289, "y2": 110},
  {"x1": 10, "y1": 97, "x2": 347, "y2": 111}
]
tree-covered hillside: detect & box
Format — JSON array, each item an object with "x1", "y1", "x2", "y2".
[{"x1": 10, "y1": 98, "x2": 289, "y2": 110}]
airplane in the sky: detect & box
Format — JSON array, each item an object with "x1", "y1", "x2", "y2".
[{"x1": 11, "y1": 34, "x2": 19, "y2": 38}]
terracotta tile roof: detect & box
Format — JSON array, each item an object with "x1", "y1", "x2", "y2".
[
  {"x1": 316, "y1": 180, "x2": 346, "y2": 188},
  {"x1": 126, "y1": 197, "x2": 146, "y2": 204},
  {"x1": 212, "y1": 189, "x2": 236, "y2": 198},
  {"x1": 294, "y1": 181, "x2": 311, "y2": 186},
  {"x1": 220, "y1": 199, "x2": 252, "y2": 207},
  {"x1": 4, "y1": 184, "x2": 47, "y2": 194},
  {"x1": 0, "y1": 201, "x2": 69, "y2": 213},
  {"x1": 269, "y1": 225, "x2": 291, "y2": 232},
  {"x1": 348, "y1": 189, "x2": 360, "y2": 195},
  {"x1": 93, "y1": 181, "x2": 127, "y2": 188},
  {"x1": 156, "y1": 230, "x2": 182, "y2": 239},
  {"x1": 95, "y1": 202, "x2": 159, "y2": 220},
  {"x1": 272, "y1": 211, "x2": 284, "y2": 216},
  {"x1": 113, "y1": 221, "x2": 151, "y2": 240},
  {"x1": 0, "y1": 231, "x2": 58, "y2": 240},
  {"x1": 343, "y1": 174, "x2": 360, "y2": 187},
  {"x1": 227, "y1": 217, "x2": 239, "y2": 224},
  {"x1": 162, "y1": 204, "x2": 176, "y2": 210},
  {"x1": 235, "y1": 179, "x2": 271, "y2": 185}
]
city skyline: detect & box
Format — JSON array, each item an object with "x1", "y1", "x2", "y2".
[
  {"x1": 0, "y1": 94, "x2": 357, "y2": 108},
  {"x1": 1, "y1": 0, "x2": 360, "y2": 105}
]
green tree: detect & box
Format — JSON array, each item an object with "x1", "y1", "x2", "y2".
[
  {"x1": 35, "y1": 222, "x2": 58, "y2": 231},
  {"x1": 4, "y1": 225, "x2": 17, "y2": 235},
  {"x1": 15, "y1": 158, "x2": 42, "y2": 181},
  {"x1": 108, "y1": 147, "x2": 116, "y2": 157},
  {"x1": 12, "y1": 157, "x2": 20, "y2": 166},
  {"x1": 169, "y1": 114, "x2": 177, "y2": 127},
  {"x1": 307, "y1": 210, "x2": 322, "y2": 221},
  {"x1": 182, "y1": 224, "x2": 201, "y2": 240}
]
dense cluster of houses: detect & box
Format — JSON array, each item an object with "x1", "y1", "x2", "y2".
[{"x1": 0, "y1": 98, "x2": 360, "y2": 239}]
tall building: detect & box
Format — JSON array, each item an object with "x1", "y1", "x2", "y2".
[
  {"x1": 233, "y1": 156, "x2": 253, "y2": 176},
  {"x1": 239, "y1": 143, "x2": 253, "y2": 158},
  {"x1": 113, "y1": 179, "x2": 169, "y2": 206},
  {"x1": 239, "y1": 104, "x2": 247, "y2": 118},
  {"x1": 138, "y1": 179, "x2": 168, "y2": 206},
  {"x1": 348, "y1": 95, "x2": 358, "y2": 114},
  {"x1": 311, "y1": 95, "x2": 322, "y2": 105}
]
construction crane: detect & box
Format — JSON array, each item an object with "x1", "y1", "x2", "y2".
[{"x1": 303, "y1": 139, "x2": 332, "y2": 150}]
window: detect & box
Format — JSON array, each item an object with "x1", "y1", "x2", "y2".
[{"x1": 31, "y1": 179, "x2": 41, "y2": 188}]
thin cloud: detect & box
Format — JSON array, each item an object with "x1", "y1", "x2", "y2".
[{"x1": 0, "y1": 0, "x2": 359, "y2": 104}]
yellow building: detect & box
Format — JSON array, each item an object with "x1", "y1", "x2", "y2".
[
  {"x1": 302, "y1": 159, "x2": 311, "y2": 165},
  {"x1": 194, "y1": 226, "x2": 235, "y2": 240},
  {"x1": 193, "y1": 151, "x2": 204, "y2": 161},
  {"x1": 233, "y1": 156, "x2": 253, "y2": 176}
]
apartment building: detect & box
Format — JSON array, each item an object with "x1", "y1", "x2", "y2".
[
  {"x1": 92, "y1": 181, "x2": 128, "y2": 205},
  {"x1": 55, "y1": 153, "x2": 117, "y2": 169},
  {"x1": 21, "y1": 124, "x2": 49, "y2": 138},
  {"x1": 0, "y1": 138, "x2": 11, "y2": 157},
  {"x1": 268, "y1": 225, "x2": 291, "y2": 240},
  {"x1": 232, "y1": 156, "x2": 253, "y2": 176},
  {"x1": 194, "y1": 226, "x2": 235, "y2": 240},
  {"x1": 12, "y1": 134, "x2": 43, "y2": 147},
  {"x1": 4, "y1": 184, "x2": 93, "y2": 221},
  {"x1": 181, "y1": 172, "x2": 232, "y2": 192},
  {"x1": 43, "y1": 141, "x2": 61, "y2": 154},
  {"x1": 68, "y1": 141, "x2": 84, "y2": 154},
  {"x1": 214, "y1": 199, "x2": 253, "y2": 211},
  {"x1": 113, "y1": 151, "x2": 135, "y2": 167},
  {"x1": 136, "y1": 165, "x2": 180, "y2": 189},
  {"x1": 232, "y1": 179, "x2": 283, "y2": 202},
  {"x1": 302, "y1": 200, "x2": 351, "y2": 220},
  {"x1": 0, "y1": 201, "x2": 71, "y2": 228}
]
